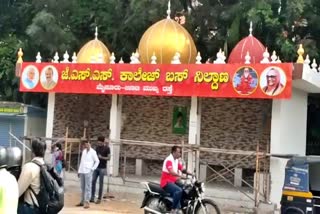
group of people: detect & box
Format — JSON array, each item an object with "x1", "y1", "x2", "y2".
[
  {"x1": 0, "y1": 134, "x2": 110, "y2": 213},
  {"x1": 76, "y1": 136, "x2": 110, "y2": 209},
  {"x1": 0, "y1": 139, "x2": 55, "y2": 213},
  {"x1": 0, "y1": 135, "x2": 191, "y2": 214}
]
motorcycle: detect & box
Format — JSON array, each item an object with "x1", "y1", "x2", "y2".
[{"x1": 141, "y1": 175, "x2": 221, "y2": 214}]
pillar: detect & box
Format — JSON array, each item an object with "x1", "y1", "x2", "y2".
[
  {"x1": 234, "y1": 168, "x2": 243, "y2": 187},
  {"x1": 269, "y1": 88, "x2": 308, "y2": 207},
  {"x1": 109, "y1": 94, "x2": 122, "y2": 177},
  {"x1": 187, "y1": 97, "x2": 201, "y2": 175},
  {"x1": 135, "y1": 159, "x2": 144, "y2": 176},
  {"x1": 45, "y1": 92, "x2": 55, "y2": 164}
]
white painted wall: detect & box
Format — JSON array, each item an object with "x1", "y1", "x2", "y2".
[
  {"x1": 269, "y1": 88, "x2": 308, "y2": 207},
  {"x1": 25, "y1": 116, "x2": 46, "y2": 161}
]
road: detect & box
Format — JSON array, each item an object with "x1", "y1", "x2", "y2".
[{"x1": 62, "y1": 190, "x2": 144, "y2": 214}]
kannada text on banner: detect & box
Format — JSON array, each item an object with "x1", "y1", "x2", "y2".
[{"x1": 19, "y1": 63, "x2": 292, "y2": 99}]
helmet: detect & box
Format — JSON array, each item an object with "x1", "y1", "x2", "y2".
[
  {"x1": 0, "y1": 146, "x2": 7, "y2": 168},
  {"x1": 6, "y1": 147, "x2": 22, "y2": 168}
]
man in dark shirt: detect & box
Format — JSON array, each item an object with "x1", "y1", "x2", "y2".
[{"x1": 90, "y1": 136, "x2": 110, "y2": 204}]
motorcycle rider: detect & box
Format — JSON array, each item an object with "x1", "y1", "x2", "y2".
[{"x1": 160, "y1": 146, "x2": 193, "y2": 214}]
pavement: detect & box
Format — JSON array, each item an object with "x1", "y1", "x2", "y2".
[{"x1": 60, "y1": 171, "x2": 275, "y2": 213}]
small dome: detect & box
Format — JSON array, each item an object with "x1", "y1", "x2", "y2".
[
  {"x1": 77, "y1": 37, "x2": 111, "y2": 63},
  {"x1": 228, "y1": 24, "x2": 265, "y2": 64},
  {"x1": 138, "y1": 18, "x2": 197, "y2": 64}
]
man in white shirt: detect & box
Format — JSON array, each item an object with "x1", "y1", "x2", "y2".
[
  {"x1": 0, "y1": 146, "x2": 19, "y2": 214},
  {"x1": 77, "y1": 141, "x2": 99, "y2": 209}
]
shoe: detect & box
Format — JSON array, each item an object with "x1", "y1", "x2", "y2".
[
  {"x1": 84, "y1": 202, "x2": 90, "y2": 209},
  {"x1": 176, "y1": 210, "x2": 183, "y2": 214},
  {"x1": 96, "y1": 199, "x2": 101, "y2": 204},
  {"x1": 89, "y1": 199, "x2": 95, "y2": 203},
  {"x1": 76, "y1": 202, "x2": 84, "y2": 207}
]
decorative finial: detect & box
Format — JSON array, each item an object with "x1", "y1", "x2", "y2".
[
  {"x1": 62, "y1": 51, "x2": 70, "y2": 63},
  {"x1": 36, "y1": 52, "x2": 42, "y2": 63},
  {"x1": 213, "y1": 49, "x2": 225, "y2": 64},
  {"x1": 110, "y1": 52, "x2": 116, "y2": 64},
  {"x1": 151, "y1": 52, "x2": 157, "y2": 64},
  {"x1": 260, "y1": 48, "x2": 270, "y2": 64},
  {"x1": 312, "y1": 59, "x2": 318, "y2": 72},
  {"x1": 296, "y1": 44, "x2": 304, "y2": 63},
  {"x1": 17, "y1": 48, "x2": 23, "y2": 63},
  {"x1": 119, "y1": 57, "x2": 124, "y2": 64},
  {"x1": 249, "y1": 21, "x2": 253, "y2": 36},
  {"x1": 72, "y1": 52, "x2": 77, "y2": 63},
  {"x1": 276, "y1": 56, "x2": 282, "y2": 63},
  {"x1": 304, "y1": 54, "x2": 310, "y2": 66},
  {"x1": 95, "y1": 26, "x2": 98, "y2": 40},
  {"x1": 195, "y1": 52, "x2": 202, "y2": 64},
  {"x1": 53, "y1": 52, "x2": 59, "y2": 63},
  {"x1": 244, "y1": 51, "x2": 251, "y2": 64},
  {"x1": 167, "y1": 0, "x2": 171, "y2": 19},
  {"x1": 171, "y1": 52, "x2": 181, "y2": 64},
  {"x1": 271, "y1": 51, "x2": 277, "y2": 63}
]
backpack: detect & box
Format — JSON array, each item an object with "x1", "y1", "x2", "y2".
[{"x1": 29, "y1": 160, "x2": 64, "y2": 214}]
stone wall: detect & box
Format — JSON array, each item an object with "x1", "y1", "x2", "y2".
[
  {"x1": 121, "y1": 95, "x2": 190, "y2": 160},
  {"x1": 200, "y1": 98, "x2": 271, "y2": 168},
  {"x1": 53, "y1": 94, "x2": 111, "y2": 138},
  {"x1": 52, "y1": 94, "x2": 272, "y2": 176}
]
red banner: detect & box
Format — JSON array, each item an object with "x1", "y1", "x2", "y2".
[{"x1": 19, "y1": 63, "x2": 292, "y2": 99}]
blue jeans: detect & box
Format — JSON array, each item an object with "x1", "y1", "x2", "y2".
[
  {"x1": 91, "y1": 168, "x2": 106, "y2": 200},
  {"x1": 18, "y1": 202, "x2": 40, "y2": 214},
  {"x1": 80, "y1": 172, "x2": 93, "y2": 203},
  {"x1": 163, "y1": 182, "x2": 183, "y2": 209}
]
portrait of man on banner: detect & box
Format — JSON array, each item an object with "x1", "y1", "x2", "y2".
[
  {"x1": 172, "y1": 106, "x2": 187, "y2": 134},
  {"x1": 260, "y1": 66, "x2": 287, "y2": 96},
  {"x1": 40, "y1": 66, "x2": 58, "y2": 90},
  {"x1": 21, "y1": 65, "x2": 39, "y2": 89}
]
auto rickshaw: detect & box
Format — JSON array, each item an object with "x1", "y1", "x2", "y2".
[{"x1": 280, "y1": 156, "x2": 320, "y2": 214}]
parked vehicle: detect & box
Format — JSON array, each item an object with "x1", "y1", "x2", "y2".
[
  {"x1": 279, "y1": 155, "x2": 320, "y2": 214},
  {"x1": 141, "y1": 176, "x2": 220, "y2": 214}
]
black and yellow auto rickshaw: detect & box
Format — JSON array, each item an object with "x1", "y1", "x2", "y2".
[{"x1": 280, "y1": 156, "x2": 320, "y2": 214}]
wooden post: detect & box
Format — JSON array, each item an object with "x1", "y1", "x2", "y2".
[
  {"x1": 64, "y1": 127, "x2": 69, "y2": 161},
  {"x1": 77, "y1": 140, "x2": 81, "y2": 169},
  {"x1": 68, "y1": 142, "x2": 72, "y2": 172},
  {"x1": 255, "y1": 142, "x2": 260, "y2": 207}
]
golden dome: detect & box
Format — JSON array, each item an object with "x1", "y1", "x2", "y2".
[
  {"x1": 138, "y1": 18, "x2": 197, "y2": 64},
  {"x1": 77, "y1": 36, "x2": 111, "y2": 63}
]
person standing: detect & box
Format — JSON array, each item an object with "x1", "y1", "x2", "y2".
[
  {"x1": 17, "y1": 139, "x2": 46, "y2": 214},
  {"x1": 77, "y1": 141, "x2": 99, "y2": 209},
  {"x1": 90, "y1": 136, "x2": 110, "y2": 204},
  {"x1": 0, "y1": 146, "x2": 19, "y2": 214},
  {"x1": 52, "y1": 143, "x2": 63, "y2": 178}
]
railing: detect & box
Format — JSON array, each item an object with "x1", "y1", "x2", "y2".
[{"x1": 118, "y1": 138, "x2": 270, "y2": 207}]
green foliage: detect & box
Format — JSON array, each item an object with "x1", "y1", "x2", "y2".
[{"x1": 0, "y1": 35, "x2": 22, "y2": 101}]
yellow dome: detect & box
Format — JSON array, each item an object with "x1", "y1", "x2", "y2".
[
  {"x1": 138, "y1": 18, "x2": 197, "y2": 64},
  {"x1": 77, "y1": 38, "x2": 111, "y2": 63}
]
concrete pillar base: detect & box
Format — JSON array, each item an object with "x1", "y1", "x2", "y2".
[
  {"x1": 234, "y1": 168, "x2": 243, "y2": 187},
  {"x1": 199, "y1": 164, "x2": 207, "y2": 181},
  {"x1": 135, "y1": 159, "x2": 145, "y2": 176},
  {"x1": 254, "y1": 172, "x2": 270, "y2": 203}
]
